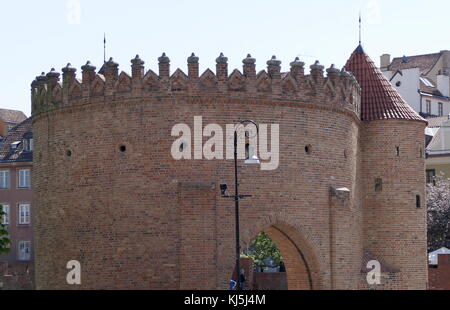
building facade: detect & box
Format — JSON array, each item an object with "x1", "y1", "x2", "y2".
[
  {"x1": 425, "y1": 116, "x2": 450, "y2": 182},
  {"x1": 380, "y1": 51, "x2": 450, "y2": 117},
  {"x1": 428, "y1": 250, "x2": 450, "y2": 290},
  {"x1": 31, "y1": 45, "x2": 427, "y2": 290},
  {"x1": 0, "y1": 117, "x2": 34, "y2": 290}
]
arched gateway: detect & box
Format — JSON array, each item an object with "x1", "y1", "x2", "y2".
[
  {"x1": 242, "y1": 219, "x2": 325, "y2": 290},
  {"x1": 31, "y1": 46, "x2": 428, "y2": 290}
]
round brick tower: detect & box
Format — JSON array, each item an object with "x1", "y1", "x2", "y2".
[
  {"x1": 345, "y1": 45, "x2": 428, "y2": 290},
  {"x1": 31, "y1": 53, "x2": 366, "y2": 290},
  {"x1": 31, "y1": 48, "x2": 427, "y2": 290}
]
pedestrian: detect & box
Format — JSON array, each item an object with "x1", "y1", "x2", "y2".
[
  {"x1": 240, "y1": 269, "x2": 246, "y2": 290},
  {"x1": 229, "y1": 279, "x2": 237, "y2": 290},
  {"x1": 279, "y1": 261, "x2": 286, "y2": 272}
]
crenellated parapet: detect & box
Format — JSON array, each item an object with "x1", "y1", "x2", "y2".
[{"x1": 31, "y1": 53, "x2": 361, "y2": 118}]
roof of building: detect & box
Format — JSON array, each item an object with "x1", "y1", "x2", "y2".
[
  {"x1": 429, "y1": 247, "x2": 450, "y2": 265},
  {"x1": 425, "y1": 117, "x2": 450, "y2": 155},
  {"x1": 0, "y1": 108, "x2": 27, "y2": 124},
  {"x1": 426, "y1": 115, "x2": 450, "y2": 128},
  {"x1": 427, "y1": 130, "x2": 444, "y2": 153},
  {"x1": 344, "y1": 45, "x2": 426, "y2": 123},
  {"x1": 388, "y1": 53, "x2": 441, "y2": 75},
  {"x1": 0, "y1": 117, "x2": 33, "y2": 163},
  {"x1": 418, "y1": 77, "x2": 443, "y2": 97}
]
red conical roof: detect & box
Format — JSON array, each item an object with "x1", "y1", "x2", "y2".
[{"x1": 345, "y1": 45, "x2": 426, "y2": 123}]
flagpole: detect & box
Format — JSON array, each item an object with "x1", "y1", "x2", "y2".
[
  {"x1": 104, "y1": 33, "x2": 106, "y2": 63},
  {"x1": 359, "y1": 13, "x2": 362, "y2": 45}
]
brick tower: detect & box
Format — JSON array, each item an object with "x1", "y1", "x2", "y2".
[
  {"x1": 345, "y1": 44, "x2": 428, "y2": 289},
  {"x1": 30, "y1": 46, "x2": 427, "y2": 290}
]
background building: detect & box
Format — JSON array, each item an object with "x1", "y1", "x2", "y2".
[
  {"x1": 428, "y1": 248, "x2": 450, "y2": 290},
  {"x1": 0, "y1": 109, "x2": 27, "y2": 141},
  {"x1": 0, "y1": 117, "x2": 34, "y2": 290},
  {"x1": 380, "y1": 51, "x2": 450, "y2": 117},
  {"x1": 425, "y1": 116, "x2": 450, "y2": 182}
]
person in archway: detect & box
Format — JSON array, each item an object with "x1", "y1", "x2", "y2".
[
  {"x1": 240, "y1": 269, "x2": 246, "y2": 290},
  {"x1": 229, "y1": 279, "x2": 237, "y2": 290},
  {"x1": 279, "y1": 261, "x2": 286, "y2": 272}
]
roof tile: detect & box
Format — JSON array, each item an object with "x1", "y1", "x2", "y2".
[
  {"x1": 0, "y1": 117, "x2": 33, "y2": 162},
  {"x1": 345, "y1": 45, "x2": 426, "y2": 123},
  {"x1": 389, "y1": 53, "x2": 441, "y2": 75},
  {"x1": 0, "y1": 109, "x2": 27, "y2": 124}
]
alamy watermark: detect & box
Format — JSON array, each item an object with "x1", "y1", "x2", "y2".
[
  {"x1": 366, "y1": 260, "x2": 381, "y2": 285},
  {"x1": 66, "y1": 0, "x2": 81, "y2": 25},
  {"x1": 171, "y1": 116, "x2": 279, "y2": 171},
  {"x1": 66, "y1": 260, "x2": 81, "y2": 285},
  {"x1": 366, "y1": 0, "x2": 382, "y2": 25}
]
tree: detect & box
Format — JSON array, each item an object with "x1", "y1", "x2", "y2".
[
  {"x1": 427, "y1": 174, "x2": 450, "y2": 252},
  {"x1": 243, "y1": 232, "x2": 282, "y2": 270},
  {"x1": 0, "y1": 205, "x2": 11, "y2": 254}
]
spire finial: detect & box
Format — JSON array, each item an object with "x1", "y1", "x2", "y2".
[
  {"x1": 103, "y1": 33, "x2": 106, "y2": 63},
  {"x1": 359, "y1": 12, "x2": 362, "y2": 45}
]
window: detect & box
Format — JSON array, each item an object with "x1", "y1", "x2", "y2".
[
  {"x1": 305, "y1": 145, "x2": 312, "y2": 155},
  {"x1": 18, "y1": 204, "x2": 30, "y2": 225},
  {"x1": 18, "y1": 169, "x2": 31, "y2": 189},
  {"x1": 22, "y1": 132, "x2": 33, "y2": 152},
  {"x1": 1, "y1": 204, "x2": 9, "y2": 225},
  {"x1": 420, "y1": 77, "x2": 435, "y2": 88},
  {"x1": 7, "y1": 125, "x2": 14, "y2": 132},
  {"x1": 427, "y1": 169, "x2": 436, "y2": 185},
  {"x1": 426, "y1": 100, "x2": 432, "y2": 115},
  {"x1": 375, "y1": 178, "x2": 383, "y2": 192},
  {"x1": 23, "y1": 139, "x2": 33, "y2": 152},
  {"x1": 18, "y1": 241, "x2": 31, "y2": 261},
  {"x1": 416, "y1": 195, "x2": 421, "y2": 209},
  {"x1": 439, "y1": 103, "x2": 444, "y2": 117},
  {"x1": 0, "y1": 171, "x2": 10, "y2": 189},
  {"x1": 9, "y1": 141, "x2": 21, "y2": 152}
]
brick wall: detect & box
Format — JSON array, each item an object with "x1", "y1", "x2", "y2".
[
  {"x1": 429, "y1": 254, "x2": 450, "y2": 290},
  {"x1": 253, "y1": 273, "x2": 288, "y2": 290},
  {"x1": 231, "y1": 258, "x2": 254, "y2": 290},
  {"x1": 0, "y1": 262, "x2": 34, "y2": 290}
]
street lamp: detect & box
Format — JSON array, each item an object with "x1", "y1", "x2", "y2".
[{"x1": 221, "y1": 120, "x2": 260, "y2": 291}]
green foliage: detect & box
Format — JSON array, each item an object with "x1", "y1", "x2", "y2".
[
  {"x1": 244, "y1": 232, "x2": 282, "y2": 268},
  {"x1": 0, "y1": 205, "x2": 11, "y2": 254}
]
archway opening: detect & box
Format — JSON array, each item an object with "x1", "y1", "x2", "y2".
[
  {"x1": 243, "y1": 232, "x2": 288, "y2": 290},
  {"x1": 230, "y1": 224, "x2": 314, "y2": 290}
]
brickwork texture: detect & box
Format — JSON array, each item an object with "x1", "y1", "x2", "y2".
[{"x1": 30, "y1": 52, "x2": 427, "y2": 290}]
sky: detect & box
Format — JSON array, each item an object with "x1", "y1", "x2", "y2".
[{"x1": 1, "y1": 0, "x2": 449, "y2": 117}]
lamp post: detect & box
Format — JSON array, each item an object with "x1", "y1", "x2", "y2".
[{"x1": 221, "y1": 120, "x2": 260, "y2": 291}]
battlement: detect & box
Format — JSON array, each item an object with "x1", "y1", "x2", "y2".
[{"x1": 31, "y1": 53, "x2": 361, "y2": 117}]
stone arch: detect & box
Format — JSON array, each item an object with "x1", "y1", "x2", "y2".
[{"x1": 241, "y1": 214, "x2": 325, "y2": 290}]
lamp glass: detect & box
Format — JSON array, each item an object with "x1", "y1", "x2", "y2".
[{"x1": 245, "y1": 155, "x2": 260, "y2": 165}]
